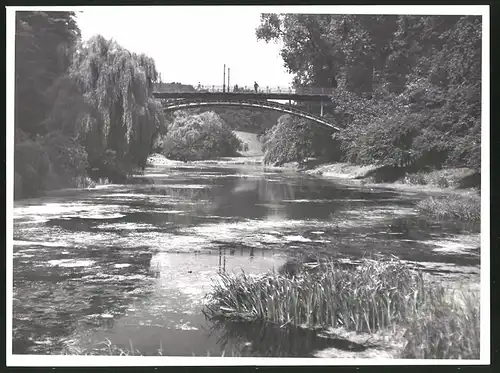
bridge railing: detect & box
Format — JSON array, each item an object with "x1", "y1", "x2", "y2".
[{"x1": 153, "y1": 84, "x2": 335, "y2": 96}]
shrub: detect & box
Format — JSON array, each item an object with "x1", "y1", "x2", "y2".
[
  {"x1": 87, "y1": 149, "x2": 135, "y2": 184},
  {"x1": 262, "y1": 115, "x2": 333, "y2": 166},
  {"x1": 337, "y1": 113, "x2": 422, "y2": 167},
  {"x1": 39, "y1": 131, "x2": 88, "y2": 185},
  {"x1": 14, "y1": 133, "x2": 90, "y2": 198},
  {"x1": 161, "y1": 111, "x2": 242, "y2": 161},
  {"x1": 14, "y1": 138, "x2": 51, "y2": 198}
]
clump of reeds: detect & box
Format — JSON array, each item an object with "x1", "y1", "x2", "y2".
[
  {"x1": 205, "y1": 257, "x2": 481, "y2": 360},
  {"x1": 205, "y1": 257, "x2": 426, "y2": 333},
  {"x1": 402, "y1": 286, "x2": 480, "y2": 359},
  {"x1": 416, "y1": 194, "x2": 480, "y2": 222}
]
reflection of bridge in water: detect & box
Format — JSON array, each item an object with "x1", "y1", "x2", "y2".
[{"x1": 152, "y1": 84, "x2": 340, "y2": 131}]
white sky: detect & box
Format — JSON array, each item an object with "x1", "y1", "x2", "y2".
[{"x1": 76, "y1": 7, "x2": 294, "y2": 89}]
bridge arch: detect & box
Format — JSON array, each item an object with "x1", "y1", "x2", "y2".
[{"x1": 160, "y1": 98, "x2": 341, "y2": 131}]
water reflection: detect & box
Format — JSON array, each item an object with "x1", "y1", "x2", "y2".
[{"x1": 204, "y1": 318, "x2": 367, "y2": 357}]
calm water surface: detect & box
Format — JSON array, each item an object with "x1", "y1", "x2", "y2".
[{"x1": 12, "y1": 163, "x2": 480, "y2": 356}]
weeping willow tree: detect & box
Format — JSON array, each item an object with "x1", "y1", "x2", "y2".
[{"x1": 69, "y1": 35, "x2": 165, "y2": 177}]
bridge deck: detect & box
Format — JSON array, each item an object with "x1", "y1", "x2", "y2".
[{"x1": 152, "y1": 91, "x2": 330, "y2": 102}]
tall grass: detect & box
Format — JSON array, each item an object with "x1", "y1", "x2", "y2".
[
  {"x1": 205, "y1": 258, "x2": 426, "y2": 333},
  {"x1": 204, "y1": 258, "x2": 480, "y2": 359},
  {"x1": 416, "y1": 194, "x2": 480, "y2": 222},
  {"x1": 402, "y1": 287, "x2": 480, "y2": 359}
]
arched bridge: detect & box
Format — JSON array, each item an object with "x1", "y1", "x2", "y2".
[{"x1": 152, "y1": 85, "x2": 341, "y2": 131}]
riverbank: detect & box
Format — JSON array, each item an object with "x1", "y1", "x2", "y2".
[
  {"x1": 146, "y1": 153, "x2": 480, "y2": 197},
  {"x1": 283, "y1": 160, "x2": 480, "y2": 194}
]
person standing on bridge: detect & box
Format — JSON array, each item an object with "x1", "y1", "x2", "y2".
[{"x1": 254, "y1": 81, "x2": 259, "y2": 93}]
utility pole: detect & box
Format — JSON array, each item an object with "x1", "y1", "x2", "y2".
[
  {"x1": 227, "y1": 68, "x2": 231, "y2": 93},
  {"x1": 223, "y1": 64, "x2": 226, "y2": 93}
]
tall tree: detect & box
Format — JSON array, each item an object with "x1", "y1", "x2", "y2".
[
  {"x1": 256, "y1": 14, "x2": 481, "y2": 170},
  {"x1": 14, "y1": 11, "x2": 89, "y2": 198},
  {"x1": 69, "y1": 35, "x2": 165, "y2": 169},
  {"x1": 15, "y1": 11, "x2": 81, "y2": 137}
]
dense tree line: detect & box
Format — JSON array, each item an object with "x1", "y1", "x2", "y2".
[{"x1": 256, "y1": 14, "x2": 481, "y2": 170}]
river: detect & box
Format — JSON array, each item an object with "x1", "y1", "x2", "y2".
[{"x1": 12, "y1": 162, "x2": 480, "y2": 357}]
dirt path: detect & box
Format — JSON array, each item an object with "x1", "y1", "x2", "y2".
[{"x1": 233, "y1": 131, "x2": 264, "y2": 157}]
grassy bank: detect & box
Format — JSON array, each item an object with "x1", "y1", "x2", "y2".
[
  {"x1": 398, "y1": 168, "x2": 479, "y2": 189},
  {"x1": 416, "y1": 193, "x2": 481, "y2": 223},
  {"x1": 297, "y1": 160, "x2": 481, "y2": 225},
  {"x1": 302, "y1": 161, "x2": 479, "y2": 190},
  {"x1": 204, "y1": 258, "x2": 480, "y2": 359}
]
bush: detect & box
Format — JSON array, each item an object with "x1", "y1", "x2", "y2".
[
  {"x1": 262, "y1": 115, "x2": 335, "y2": 166},
  {"x1": 14, "y1": 133, "x2": 90, "y2": 198},
  {"x1": 87, "y1": 150, "x2": 135, "y2": 184},
  {"x1": 39, "y1": 131, "x2": 88, "y2": 184},
  {"x1": 337, "y1": 113, "x2": 422, "y2": 168},
  {"x1": 161, "y1": 111, "x2": 242, "y2": 161},
  {"x1": 14, "y1": 138, "x2": 51, "y2": 198}
]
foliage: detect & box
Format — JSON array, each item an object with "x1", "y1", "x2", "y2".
[
  {"x1": 14, "y1": 11, "x2": 89, "y2": 198},
  {"x1": 400, "y1": 168, "x2": 476, "y2": 188},
  {"x1": 262, "y1": 115, "x2": 313, "y2": 166},
  {"x1": 14, "y1": 138, "x2": 51, "y2": 197},
  {"x1": 262, "y1": 115, "x2": 338, "y2": 166},
  {"x1": 416, "y1": 194, "x2": 480, "y2": 222},
  {"x1": 15, "y1": 11, "x2": 81, "y2": 137},
  {"x1": 337, "y1": 113, "x2": 421, "y2": 167},
  {"x1": 205, "y1": 258, "x2": 480, "y2": 359},
  {"x1": 206, "y1": 258, "x2": 426, "y2": 332},
  {"x1": 39, "y1": 131, "x2": 89, "y2": 181},
  {"x1": 256, "y1": 15, "x2": 481, "y2": 171},
  {"x1": 161, "y1": 111, "x2": 243, "y2": 161},
  {"x1": 69, "y1": 35, "x2": 165, "y2": 171},
  {"x1": 179, "y1": 107, "x2": 282, "y2": 135},
  {"x1": 402, "y1": 287, "x2": 480, "y2": 359},
  {"x1": 14, "y1": 12, "x2": 166, "y2": 197},
  {"x1": 214, "y1": 108, "x2": 282, "y2": 134}
]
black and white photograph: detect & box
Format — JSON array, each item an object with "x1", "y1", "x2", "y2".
[{"x1": 6, "y1": 5, "x2": 490, "y2": 366}]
